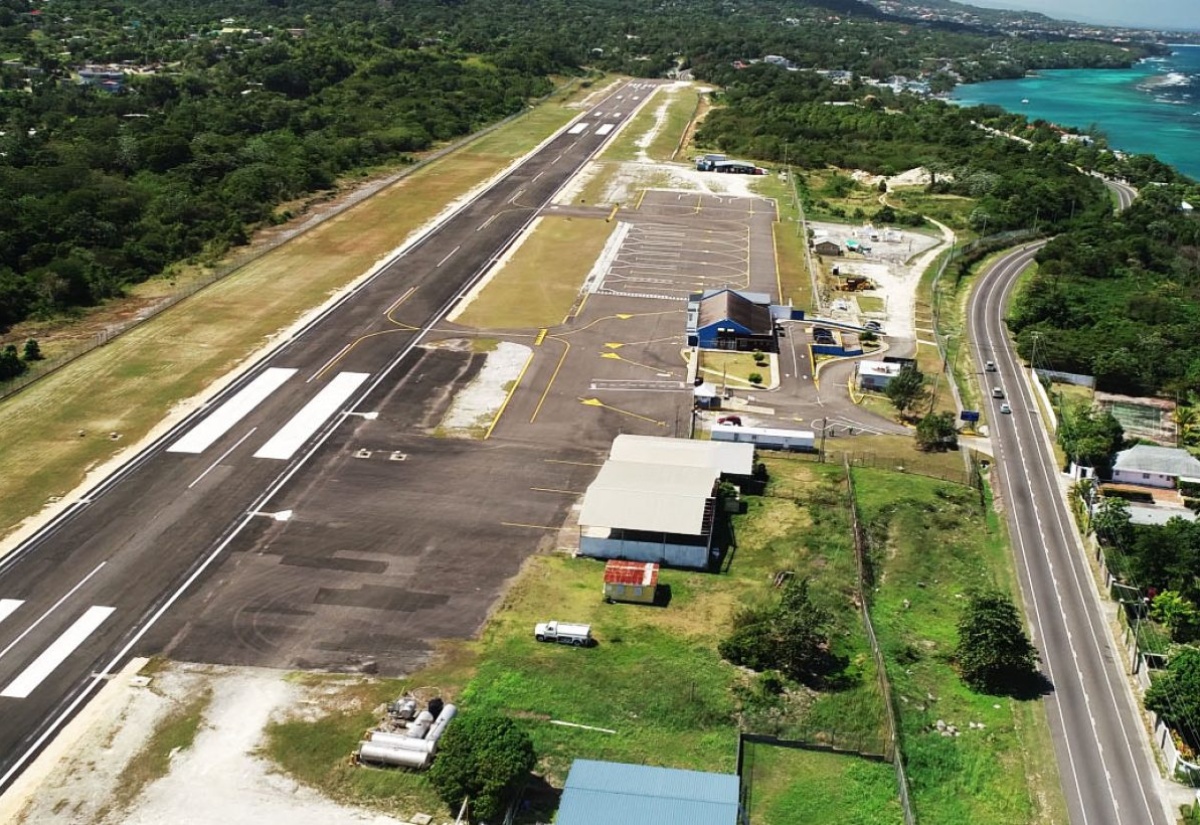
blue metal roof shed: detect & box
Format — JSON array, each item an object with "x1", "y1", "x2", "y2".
[{"x1": 557, "y1": 759, "x2": 741, "y2": 825}]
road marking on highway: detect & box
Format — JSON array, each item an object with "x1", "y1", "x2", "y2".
[
  {"x1": 254, "y1": 372, "x2": 370, "y2": 461},
  {"x1": 436, "y1": 246, "x2": 461, "y2": 267},
  {"x1": 0, "y1": 600, "x2": 23, "y2": 625},
  {"x1": 188, "y1": 427, "x2": 258, "y2": 490},
  {"x1": 567, "y1": 122, "x2": 588, "y2": 135},
  {"x1": 0, "y1": 562, "x2": 106, "y2": 665},
  {"x1": 167, "y1": 368, "x2": 296, "y2": 454},
  {"x1": 596, "y1": 123, "x2": 615, "y2": 136},
  {"x1": 1, "y1": 606, "x2": 115, "y2": 699}
]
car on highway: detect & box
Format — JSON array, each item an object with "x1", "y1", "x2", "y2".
[
  {"x1": 1000, "y1": 402, "x2": 1011, "y2": 414},
  {"x1": 991, "y1": 387, "x2": 1005, "y2": 399},
  {"x1": 985, "y1": 360, "x2": 996, "y2": 372}
]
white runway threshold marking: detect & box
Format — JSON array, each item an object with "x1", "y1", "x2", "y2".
[
  {"x1": 254, "y1": 372, "x2": 369, "y2": 461},
  {"x1": 596, "y1": 123, "x2": 615, "y2": 136},
  {"x1": 168, "y1": 368, "x2": 297, "y2": 454},
  {"x1": 567, "y1": 122, "x2": 588, "y2": 135},
  {"x1": 1, "y1": 606, "x2": 115, "y2": 699},
  {"x1": 0, "y1": 599, "x2": 23, "y2": 625}
]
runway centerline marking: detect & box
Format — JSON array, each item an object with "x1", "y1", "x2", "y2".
[
  {"x1": 477, "y1": 215, "x2": 498, "y2": 232},
  {"x1": 436, "y1": 246, "x2": 461, "y2": 268},
  {"x1": 0, "y1": 562, "x2": 107, "y2": 664},
  {"x1": 254, "y1": 372, "x2": 370, "y2": 461},
  {"x1": 0, "y1": 600, "x2": 23, "y2": 626},
  {"x1": 1, "y1": 606, "x2": 116, "y2": 699},
  {"x1": 167, "y1": 368, "x2": 296, "y2": 454},
  {"x1": 188, "y1": 427, "x2": 258, "y2": 489}
]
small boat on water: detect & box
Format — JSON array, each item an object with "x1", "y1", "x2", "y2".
[{"x1": 1021, "y1": 98, "x2": 1030, "y2": 104}]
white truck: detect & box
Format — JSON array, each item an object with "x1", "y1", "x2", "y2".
[{"x1": 534, "y1": 621, "x2": 593, "y2": 647}]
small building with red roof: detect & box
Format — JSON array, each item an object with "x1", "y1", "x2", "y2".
[{"x1": 603, "y1": 560, "x2": 659, "y2": 605}]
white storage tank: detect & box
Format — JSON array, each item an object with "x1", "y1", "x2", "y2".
[
  {"x1": 427, "y1": 704, "x2": 457, "y2": 744},
  {"x1": 369, "y1": 731, "x2": 436, "y2": 754},
  {"x1": 357, "y1": 741, "x2": 431, "y2": 769}
]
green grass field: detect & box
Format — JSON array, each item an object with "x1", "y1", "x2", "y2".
[
  {"x1": 854, "y1": 470, "x2": 1067, "y2": 825},
  {"x1": 743, "y1": 743, "x2": 903, "y2": 825},
  {"x1": 453, "y1": 217, "x2": 616, "y2": 329}
]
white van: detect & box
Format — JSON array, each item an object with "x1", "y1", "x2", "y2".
[{"x1": 992, "y1": 387, "x2": 1005, "y2": 399}]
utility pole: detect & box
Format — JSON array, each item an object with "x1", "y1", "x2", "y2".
[{"x1": 819, "y1": 416, "x2": 828, "y2": 463}]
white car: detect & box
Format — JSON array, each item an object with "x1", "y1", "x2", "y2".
[{"x1": 1000, "y1": 403, "x2": 1012, "y2": 415}]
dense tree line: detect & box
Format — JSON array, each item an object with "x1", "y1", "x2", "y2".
[
  {"x1": 1009, "y1": 185, "x2": 1200, "y2": 397},
  {"x1": 0, "y1": 0, "x2": 1167, "y2": 334},
  {"x1": 696, "y1": 67, "x2": 1112, "y2": 234}
]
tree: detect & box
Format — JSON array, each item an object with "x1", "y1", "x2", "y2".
[
  {"x1": 427, "y1": 712, "x2": 536, "y2": 822},
  {"x1": 1151, "y1": 591, "x2": 1198, "y2": 642},
  {"x1": 915, "y1": 411, "x2": 958, "y2": 451},
  {"x1": 956, "y1": 589, "x2": 1039, "y2": 694},
  {"x1": 1092, "y1": 495, "x2": 1133, "y2": 549},
  {"x1": 22, "y1": 339, "x2": 42, "y2": 361},
  {"x1": 1145, "y1": 647, "x2": 1200, "y2": 750},
  {"x1": 885, "y1": 365, "x2": 926, "y2": 418},
  {"x1": 0, "y1": 344, "x2": 26, "y2": 382},
  {"x1": 719, "y1": 578, "x2": 843, "y2": 687}
]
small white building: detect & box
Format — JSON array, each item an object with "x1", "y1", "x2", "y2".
[
  {"x1": 858, "y1": 360, "x2": 901, "y2": 391},
  {"x1": 1111, "y1": 445, "x2": 1200, "y2": 490}
]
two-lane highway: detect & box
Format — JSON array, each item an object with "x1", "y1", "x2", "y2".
[
  {"x1": 0, "y1": 80, "x2": 659, "y2": 792},
  {"x1": 970, "y1": 244, "x2": 1171, "y2": 825}
]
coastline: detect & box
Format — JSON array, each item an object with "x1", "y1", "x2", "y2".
[{"x1": 950, "y1": 51, "x2": 1200, "y2": 181}]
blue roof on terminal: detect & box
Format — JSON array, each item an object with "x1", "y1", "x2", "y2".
[{"x1": 556, "y1": 759, "x2": 740, "y2": 825}]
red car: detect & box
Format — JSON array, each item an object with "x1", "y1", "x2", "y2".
[{"x1": 718, "y1": 415, "x2": 743, "y2": 426}]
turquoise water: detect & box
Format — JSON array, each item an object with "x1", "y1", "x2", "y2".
[{"x1": 952, "y1": 44, "x2": 1200, "y2": 180}]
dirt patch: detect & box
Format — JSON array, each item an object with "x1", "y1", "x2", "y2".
[
  {"x1": 12, "y1": 663, "x2": 415, "y2": 825},
  {"x1": 440, "y1": 341, "x2": 532, "y2": 435}
]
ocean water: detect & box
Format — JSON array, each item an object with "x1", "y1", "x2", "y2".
[{"x1": 952, "y1": 44, "x2": 1200, "y2": 180}]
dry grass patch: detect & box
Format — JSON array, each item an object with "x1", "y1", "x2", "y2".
[{"x1": 454, "y1": 217, "x2": 616, "y2": 330}]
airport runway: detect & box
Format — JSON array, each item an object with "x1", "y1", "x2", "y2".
[{"x1": 0, "y1": 80, "x2": 659, "y2": 792}]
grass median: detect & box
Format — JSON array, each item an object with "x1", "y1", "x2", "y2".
[
  {"x1": 453, "y1": 216, "x2": 616, "y2": 330},
  {"x1": 0, "y1": 87, "x2": 595, "y2": 541}
]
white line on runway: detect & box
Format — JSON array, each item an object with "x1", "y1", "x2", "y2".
[
  {"x1": 0, "y1": 600, "x2": 22, "y2": 625},
  {"x1": 436, "y1": 246, "x2": 461, "y2": 267},
  {"x1": 1, "y1": 606, "x2": 115, "y2": 699},
  {"x1": 0, "y1": 562, "x2": 106, "y2": 663},
  {"x1": 167, "y1": 368, "x2": 296, "y2": 454},
  {"x1": 567, "y1": 122, "x2": 588, "y2": 135},
  {"x1": 553, "y1": 153, "x2": 564, "y2": 163},
  {"x1": 531, "y1": 171, "x2": 543, "y2": 183},
  {"x1": 506, "y1": 189, "x2": 525, "y2": 205},
  {"x1": 476, "y1": 215, "x2": 497, "y2": 232},
  {"x1": 254, "y1": 372, "x2": 370, "y2": 461},
  {"x1": 596, "y1": 123, "x2": 615, "y2": 136},
  {"x1": 188, "y1": 427, "x2": 258, "y2": 489}
]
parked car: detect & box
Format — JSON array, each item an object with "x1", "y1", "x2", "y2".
[{"x1": 718, "y1": 415, "x2": 742, "y2": 426}]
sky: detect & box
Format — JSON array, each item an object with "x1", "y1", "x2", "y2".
[{"x1": 962, "y1": 0, "x2": 1200, "y2": 31}]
